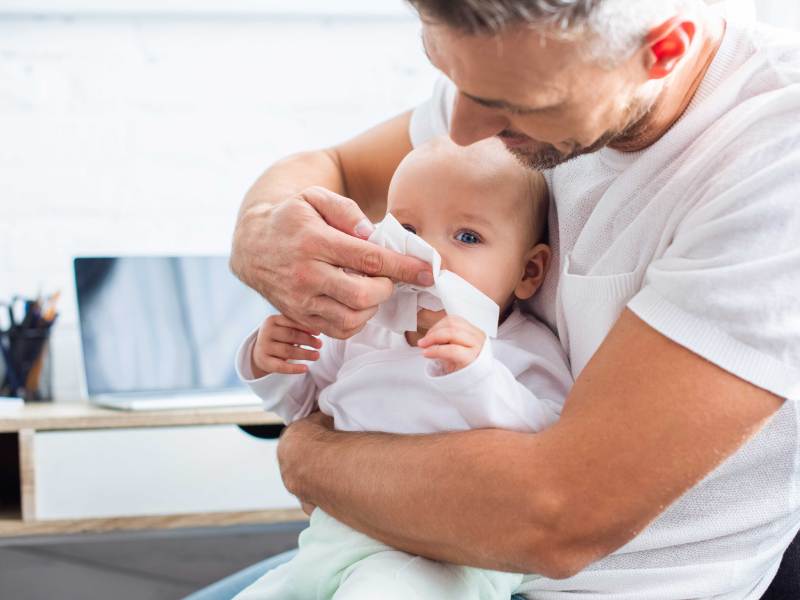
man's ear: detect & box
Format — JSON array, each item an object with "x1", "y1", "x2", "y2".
[
  {"x1": 645, "y1": 17, "x2": 697, "y2": 80},
  {"x1": 515, "y1": 243, "x2": 551, "y2": 301}
]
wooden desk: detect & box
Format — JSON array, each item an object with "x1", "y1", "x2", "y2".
[{"x1": 0, "y1": 404, "x2": 306, "y2": 538}]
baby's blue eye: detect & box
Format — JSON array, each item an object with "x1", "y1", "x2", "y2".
[
  {"x1": 455, "y1": 230, "x2": 481, "y2": 245},
  {"x1": 402, "y1": 224, "x2": 417, "y2": 235}
]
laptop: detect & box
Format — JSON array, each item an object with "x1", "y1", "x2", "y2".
[{"x1": 74, "y1": 256, "x2": 274, "y2": 411}]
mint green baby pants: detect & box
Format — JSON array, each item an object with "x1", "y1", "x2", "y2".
[{"x1": 232, "y1": 508, "x2": 524, "y2": 600}]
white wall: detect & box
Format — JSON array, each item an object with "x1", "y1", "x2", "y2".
[
  {"x1": 757, "y1": 0, "x2": 800, "y2": 28},
  {"x1": 1, "y1": 0, "x2": 798, "y2": 402},
  {"x1": 0, "y1": 10, "x2": 437, "y2": 401}
]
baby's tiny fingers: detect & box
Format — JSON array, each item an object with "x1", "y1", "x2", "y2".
[
  {"x1": 271, "y1": 326, "x2": 322, "y2": 349},
  {"x1": 272, "y1": 360, "x2": 310, "y2": 375},
  {"x1": 256, "y1": 356, "x2": 309, "y2": 376},
  {"x1": 422, "y1": 344, "x2": 475, "y2": 370},
  {"x1": 269, "y1": 342, "x2": 320, "y2": 362},
  {"x1": 418, "y1": 326, "x2": 476, "y2": 349}
]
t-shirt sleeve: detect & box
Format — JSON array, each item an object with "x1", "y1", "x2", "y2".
[
  {"x1": 409, "y1": 77, "x2": 456, "y2": 147},
  {"x1": 628, "y1": 132, "x2": 800, "y2": 400}
]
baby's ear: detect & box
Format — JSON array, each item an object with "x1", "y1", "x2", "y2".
[{"x1": 514, "y1": 244, "x2": 551, "y2": 301}]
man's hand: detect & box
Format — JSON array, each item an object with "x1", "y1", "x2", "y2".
[
  {"x1": 231, "y1": 186, "x2": 433, "y2": 339},
  {"x1": 418, "y1": 315, "x2": 486, "y2": 375},
  {"x1": 251, "y1": 314, "x2": 323, "y2": 378},
  {"x1": 277, "y1": 410, "x2": 336, "y2": 507}
]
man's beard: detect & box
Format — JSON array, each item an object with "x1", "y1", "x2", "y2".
[{"x1": 499, "y1": 95, "x2": 659, "y2": 171}]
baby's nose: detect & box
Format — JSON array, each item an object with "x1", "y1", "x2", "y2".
[{"x1": 421, "y1": 237, "x2": 447, "y2": 271}]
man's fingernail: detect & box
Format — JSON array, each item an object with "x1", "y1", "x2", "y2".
[
  {"x1": 355, "y1": 219, "x2": 375, "y2": 239},
  {"x1": 417, "y1": 271, "x2": 434, "y2": 286}
]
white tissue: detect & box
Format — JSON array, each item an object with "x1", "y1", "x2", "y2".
[{"x1": 367, "y1": 214, "x2": 499, "y2": 338}]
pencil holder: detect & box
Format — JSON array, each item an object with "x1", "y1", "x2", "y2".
[
  {"x1": 1, "y1": 294, "x2": 59, "y2": 402},
  {"x1": 22, "y1": 328, "x2": 52, "y2": 402},
  {"x1": 0, "y1": 327, "x2": 54, "y2": 402}
]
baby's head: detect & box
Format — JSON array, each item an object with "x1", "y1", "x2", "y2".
[{"x1": 387, "y1": 136, "x2": 550, "y2": 318}]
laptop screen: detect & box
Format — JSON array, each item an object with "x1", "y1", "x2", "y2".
[{"x1": 74, "y1": 256, "x2": 275, "y2": 396}]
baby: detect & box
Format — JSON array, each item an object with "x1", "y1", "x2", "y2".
[{"x1": 234, "y1": 137, "x2": 573, "y2": 600}]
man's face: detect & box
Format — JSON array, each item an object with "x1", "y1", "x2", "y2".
[{"x1": 422, "y1": 23, "x2": 660, "y2": 169}]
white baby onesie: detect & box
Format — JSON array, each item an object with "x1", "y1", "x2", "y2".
[{"x1": 233, "y1": 307, "x2": 572, "y2": 600}]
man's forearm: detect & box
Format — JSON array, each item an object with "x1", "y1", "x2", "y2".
[
  {"x1": 239, "y1": 108, "x2": 415, "y2": 222},
  {"x1": 281, "y1": 421, "x2": 564, "y2": 575},
  {"x1": 238, "y1": 149, "x2": 348, "y2": 217}
]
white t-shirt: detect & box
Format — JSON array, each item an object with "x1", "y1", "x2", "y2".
[
  {"x1": 410, "y1": 19, "x2": 800, "y2": 600},
  {"x1": 237, "y1": 308, "x2": 572, "y2": 435}
]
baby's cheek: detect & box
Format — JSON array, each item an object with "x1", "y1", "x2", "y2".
[
  {"x1": 463, "y1": 264, "x2": 511, "y2": 304},
  {"x1": 446, "y1": 246, "x2": 519, "y2": 304}
]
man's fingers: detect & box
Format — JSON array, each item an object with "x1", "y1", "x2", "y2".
[
  {"x1": 321, "y1": 228, "x2": 434, "y2": 287},
  {"x1": 273, "y1": 314, "x2": 320, "y2": 336},
  {"x1": 306, "y1": 295, "x2": 378, "y2": 339},
  {"x1": 301, "y1": 186, "x2": 376, "y2": 240},
  {"x1": 320, "y1": 266, "x2": 394, "y2": 311},
  {"x1": 277, "y1": 309, "x2": 349, "y2": 342}
]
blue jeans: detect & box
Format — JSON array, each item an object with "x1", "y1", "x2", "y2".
[{"x1": 184, "y1": 549, "x2": 529, "y2": 600}]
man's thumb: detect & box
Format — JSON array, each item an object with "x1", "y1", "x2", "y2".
[{"x1": 301, "y1": 186, "x2": 375, "y2": 240}]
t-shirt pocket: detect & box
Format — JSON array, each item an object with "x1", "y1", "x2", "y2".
[{"x1": 558, "y1": 254, "x2": 647, "y2": 379}]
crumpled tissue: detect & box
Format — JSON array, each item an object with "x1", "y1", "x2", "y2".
[{"x1": 366, "y1": 214, "x2": 499, "y2": 338}]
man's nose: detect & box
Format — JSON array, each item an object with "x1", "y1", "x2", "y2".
[{"x1": 449, "y1": 93, "x2": 509, "y2": 147}]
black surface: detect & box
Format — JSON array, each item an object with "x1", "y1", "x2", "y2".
[
  {"x1": 762, "y1": 530, "x2": 800, "y2": 600},
  {"x1": 0, "y1": 432, "x2": 21, "y2": 515},
  {"x1": 0, "y1": 522, "x2": 307, "y2": 600}
]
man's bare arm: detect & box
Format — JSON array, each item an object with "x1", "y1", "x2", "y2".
[
  {"x1": 230, "y1": 111, "x2": 433, "y2": 339},
  {"x1": 236, "y1": 111, "x2": 414, "y2": 221},
  {"x1": 278, "y1": 309, "x2": 784, "y2": 579}
]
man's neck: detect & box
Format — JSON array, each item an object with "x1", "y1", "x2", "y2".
[{"x1": 610, "y1": 14, "x2": 727, "y2": 153}]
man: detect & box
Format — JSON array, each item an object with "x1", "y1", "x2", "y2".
[{"x1": 230, "y1": 0, "x2": 800, "y2": 597}]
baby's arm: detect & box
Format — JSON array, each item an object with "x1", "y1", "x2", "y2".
[
  {"x1": 419, "y1": 316, "x2": 564, "y2": 432},
  {"x1": 236, "y1": 314, "x2": 344, "y2": 423}
]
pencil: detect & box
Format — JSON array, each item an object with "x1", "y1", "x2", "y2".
[{"x1": 42, "y1": 291, "x2": 60, "y2": 323}]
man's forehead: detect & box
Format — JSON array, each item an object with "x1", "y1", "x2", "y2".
[{"x1": 421, "y1": 23, "x2": 574, "y2": 108}]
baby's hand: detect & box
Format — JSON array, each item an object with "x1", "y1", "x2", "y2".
[
  {"x1": 417, "y1": 315, "x2": 486, "y2": 375},
  {"x1": 252, "y1": 314, "x2": 322, "y2": 378}
]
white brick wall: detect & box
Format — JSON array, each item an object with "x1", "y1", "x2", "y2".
[
  {"x1": 2, "y1": 1, "x2": 798, "y2": 402},
  {"x1": 1, "y1": 13, "x2": 437, "y2": 400}
]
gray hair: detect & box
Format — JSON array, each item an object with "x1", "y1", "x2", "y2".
[{"x1": 407, "y1": 0, "x2": 699, "y2": 63}]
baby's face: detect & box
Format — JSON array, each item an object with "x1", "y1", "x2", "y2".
[{"x1": 386, "y1": 149, "x2": 539, "y2": 312}]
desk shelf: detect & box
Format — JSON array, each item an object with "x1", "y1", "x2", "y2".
[
  {"x1": 0, "y1": 508, "x2": 306, "y2": 538},
  {"x1": 0, "y1": 404, "x2": 306, "y2": 540},
  {"x1": 0, "y1": 404, "x2": 285, "y2": 433}
]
